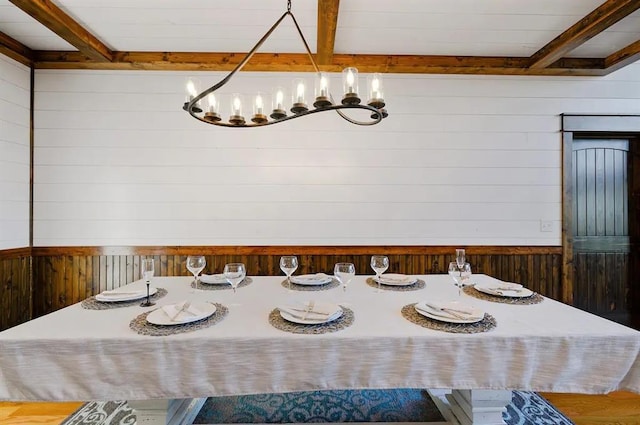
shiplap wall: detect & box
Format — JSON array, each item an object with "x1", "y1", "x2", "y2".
[
  {"x1": 32, "y1": 65, "x2": 640, "y2": 246},
  {"x1": 0, "y1": 55, "x2": 30, "y2": 250}
]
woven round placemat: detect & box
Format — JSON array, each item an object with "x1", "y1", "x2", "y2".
[
  {"x1": 269, "y1": 306, "x2": 354, "y2": 334},
  {"x1": 280, "y1": 278, "x2": 340, "y2": 291},
  {"x1": 463, "y1": 286, "x2": 544, "y2": 305},
  {"x1": 365, "y1": 277, "x2": 425, "y2": 292},
  {"x1": 129, "y1": 302, "x2": 228, "y2": 336},
  {"x1": 401, "y1": 303, "x2": 496, "y2": 334},
  {"x1": 192, "y1": 277, "x2": 253, "y2": 291},
  {"x1": 81, "y1": 288, "x2": 168, "y2": 310}
]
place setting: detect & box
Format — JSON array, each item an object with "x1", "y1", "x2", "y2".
[
  {"x1": 402, "y1": 299, "x2": 496, "y2": 334},
  {"x1": 278, "y1": 256, "x2": 339, "y2": 291},
  {"x1": 464, "y1": 280, "x2": 544, "y2": 305},
  {"x1": 269, "y1": 299, "x2": 354, "y2": 334},
  {"x1": 193, "y1": 261, "x2": 253, "y2": 291},
  {"x1": 81, "y1": 259, "x2": 168, "y2": 310},
  {"x1": 365, "y1": 255, "x2": 425, "y2": 292},
  {"x1": 130, "y1": 300, "x2": 229, "y2": 336}
]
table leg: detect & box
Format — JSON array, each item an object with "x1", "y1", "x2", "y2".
[
  {"x1": 446, "y1": 390, "x2": 511, "y2": 425},
  {"x1": 128, "y1": 398, "x2": 206, "y2": 425}
]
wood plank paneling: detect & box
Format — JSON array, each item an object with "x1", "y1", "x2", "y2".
[
  {"x1": 0, "y1": 252, "x2": 30, "y2": 330},
  {"x1": 30, "y1": 245, "x2": 563, "y2": 317}
]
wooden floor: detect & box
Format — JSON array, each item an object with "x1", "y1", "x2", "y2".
[{"x1": 0, "y1": 392, "x2": 639, "y2": 425}]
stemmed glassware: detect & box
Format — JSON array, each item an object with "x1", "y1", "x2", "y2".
[
  {"x1": 140, "y1": 258, "x2": 155, "y2": 307},
  {"x1": 448, "y1": 261, "x2": 471, "y2": 296},
  {"x1": 224, "y1": 262, "x2": 246, "y2": 294},
  {"x1": 456, "y1": 249, "x2": 466, "y2": 273},
  {"x1": 280, "y1": 256, "x2": 298, "y2": 291},
  {"x1": 370, "y1": 255, "x2": 389, "y2": 292},
  {"x1": 186, "y1": 255, "x2": 206, "y2": 292},
  {"x1": 334, "y1": 262, "x2": 356, "y2": 292}
]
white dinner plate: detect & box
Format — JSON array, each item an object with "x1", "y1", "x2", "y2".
[
  {"x1": 200, "y1": 274, "x2": 228, "y2": 285},
  {"x1": 290, "y1": 273, "x2": 333, "y2": 286},
  {"x1": 146, "y1": 301, "x2": 216, "y2": 326},
  {"x1": 474, "y1": 282, "x2": 534, "y2": 298},
  {"x1": 414, "y1": 301, "x2": 484, "y2": 324},
  {"x1": 95, "y1": 287, "x2": 157, "y2": 302},
  {"x1": 374, "y1": 274, "x2": 417, "y2": 286},
  {"x1": 279, "y1": 302, "x2": 343, "y2": 325}
]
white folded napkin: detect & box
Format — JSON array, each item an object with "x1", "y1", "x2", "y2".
[
  {"x1": 290, "y1": 273, "x2": 331, "y2": 284},
  {"x1": 484, "y1": 281, "x2": 523, "y2": 291},
  {"x1": 376, "y1": 274, "x2": 415, "y2": 285},
  {"x1": 99, "y1": 289, "x2": 145, "y2": 299},
  {"x1": 278, "y1": 301, "x2": 341, "y2": 321},
  {"x1": 417, "y1": 301, "x2": 483, "y2": 320},
  {"x1": 200, "y1": 273, "x2": 228, "y2": 284},
  {"x1": 161, "y1": 301, "x2": 203, "y2": 322}
]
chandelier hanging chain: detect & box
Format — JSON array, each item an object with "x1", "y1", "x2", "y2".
[{"x1": 183, "y1": 1, "x2": 388, "y2": 127}]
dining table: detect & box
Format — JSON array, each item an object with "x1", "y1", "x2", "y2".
[{"x1": 0, "y1": 273, "x2": 639, "y2": 425}]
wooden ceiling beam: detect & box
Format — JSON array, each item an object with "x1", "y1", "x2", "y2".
[
  {"x1": 32, "y1": 50, "x2": 607, "y2": 76},
  {"x1": 317, "y1": 0, "x2": 340, "y2": 65},
  {"x1": 528, "y1": 0, "x2": 640, "y2": 69},
  {"x1": 0, "y1": 31, "x2": 33, "y2": 66},
  {"x1": 603, "y1": 39, "x2": 640, "y2": 74},
  {"x1": 8, "y1": 0, "x2": 113, "y2": 62}
]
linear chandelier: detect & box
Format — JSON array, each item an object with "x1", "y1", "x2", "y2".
[{"x1": 182, "y1": 0, "x2": 388, "y2": 128}]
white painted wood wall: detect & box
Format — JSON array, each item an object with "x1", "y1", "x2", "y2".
[
  {"x1": 0, "y1": 55, "x2": 30, "y2": 250},
  {"x1": 25, "y1": 64, "x2": 640, "y2": 246}
]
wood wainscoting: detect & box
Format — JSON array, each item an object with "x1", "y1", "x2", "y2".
[
  {"x1": 30, "y1": 246, "x2": 562, "y2": 319},
  {"x1": 0, "y1": 248, "x2": 31, "y2": 330}
]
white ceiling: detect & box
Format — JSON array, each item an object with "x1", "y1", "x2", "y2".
[{"x1": 1, "y1": 0, "x2": 639, "y2": 60}]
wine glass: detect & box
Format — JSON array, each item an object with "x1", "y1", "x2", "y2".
[
  {"x1": 280, "y1": 256, "x2": 298, "y2": 291},
  {"x1": 370, "y1": 255, "x2": 389, "y2": 292},
  {"x1": 140, "y1": 258, "x2": 155, "y2": 307},
  {"x1": 187, "y1": 255, "x2": 206, "y2": 292},
  {"x1": 455, "y1": 249, "x2": 466, "y2": 273},
  {"x1": 448, "y1": 261, "x2": 464, "y2": 296},
  {"x1": 224, "y1": 262, "x2": 246, "y2": 294},
  {"x1": 334, "y1": 262, "x2": 356, "y2": 292},
  {"x1": 459, "y1": 262, "x2": 472, "y2": 287}
]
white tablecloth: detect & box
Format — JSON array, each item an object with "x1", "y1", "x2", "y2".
[{"x1": 0, "y1": 274, "x2": 639, "y2": 401}]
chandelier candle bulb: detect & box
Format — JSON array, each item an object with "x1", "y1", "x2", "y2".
[
  {"x1": 204, "y1": 93, "x2": 221, "y2": 122},
  {"x1": 313, "y1": 72, "x2": 332, "y2": 108},
  {"x1": 252, "y1": 92, "x2": 268, "y2": 124},
  {"x1": 184, "y1": 77, "x2": 203, "y2": 113},
  {"x1": 342, "y1": 67, "x2": 361, "y2": 105},
  {"x1": 229, "y1": 93, "x2": 245, "y2": 125},
  {"x1": 291, "y1": 79, "x2": 308, "y2": 113},
  {"x1": 367, "y1": 73, "x2": 385, "y2": 108},
  {"x1": 270, "y1": 87, "x2": 287, "y2": 119}
]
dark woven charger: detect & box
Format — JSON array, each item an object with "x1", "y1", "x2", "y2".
[
  {"x1": 463, "y1": 285, "x2": 544, "y2": 305},
  {"x1": 401, "y1": 303, "x2": 496, "y2": 334},
  {"x1": 192, "y1": 277, "x2": 253, "y2": 291},
  {"x1": 365, "y1": 277, "x2": 426, "y2": 291},
  {"x1": 280, "y1": 278, "x2": 340, "y2": 291},
  {"x1": 268, "y1": 306, "x2": 354, "y2": 334},
  {"x1": 81, "y1": 288, "x2": 168, "y2": 310},
  {"x1": 129, "y1": 302, "x2": 228, "y2": 336}
]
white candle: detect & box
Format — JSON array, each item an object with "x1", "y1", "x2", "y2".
[
  {"x1": 346, "y1": 70, "x2": 354, "y2": 93},
  {"x1": 296, "y1": 82, "x2": 305, "y2": 103},
  {"x1": 276, "y1": 90, "x2": 284, "y2": 110},
  {"x1": 371, "y1": 77, "x2": 380, "y2": 99},
  {"x1": 207, "y1": 93, "x2": 217, "y2": 113},
  {"x1": 186, "y1": 80, "x2": 197, "y2": 101},
  {"x1": 255, "y1": 94, "x2": 263, "y2": 114},
  {"x1": 233, "y1": 96, "x2": 241, "y2": 115},
  {"x1": 320, "y1": 76, "x2": 328, "y2": 97}
]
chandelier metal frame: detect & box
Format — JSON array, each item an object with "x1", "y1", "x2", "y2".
[{"x1": 182, "y1": 1, "x2": 387, "y2": 127}]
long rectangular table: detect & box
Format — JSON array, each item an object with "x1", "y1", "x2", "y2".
[{"x1": 1, "y1": 274, "x2": 639, "y2": 425}]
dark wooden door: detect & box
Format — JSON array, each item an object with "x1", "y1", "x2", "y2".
[{"x1": 572, "y1": 139, "x2": 635, "y2": 325}]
